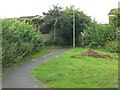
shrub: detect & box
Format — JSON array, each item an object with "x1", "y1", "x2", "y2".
[
  {"x1": 104, "y1": 40, "x2": 118, "y2": 53},
  {"x1": 83, "y1": 23, "x2": 117, "y2": 48},
  {"x1": 2, "y1": 19, "x2": 44, "y2": 68}
]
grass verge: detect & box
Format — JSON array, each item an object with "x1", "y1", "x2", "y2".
[{"x1": 32, "y1": 48, "x2": 118, "y2": 88}]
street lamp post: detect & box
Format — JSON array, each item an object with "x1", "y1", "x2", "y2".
[{"x1": 73, "y1": 7, "x2": 75, "y2": 48}]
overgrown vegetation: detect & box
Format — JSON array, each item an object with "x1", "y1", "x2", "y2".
[
  {"x1": 32, "y1": 48, "x2": 118, "y2": 88},
  {"x1": 83, "y1": 22, "x2": 117, "y2": 48},
  {"x1": 2, "y1": 5, "x2": 118, "y2": 88},
  {"x1": 2, "y1": 19, "x2": 44, "y2": 68},
  {"x1": 29, "y1": 5, "x2": 119, "y2": 53},
  {"x1": 82, "y1": 22, "x2": 118, "y2": 52},
  {"x1": 31, "y1": 5, "x2": 91, "y2": 46},
  {"x1": 2, "y1": 5, "x2": 119, "y2": 70},
  {"x1": 109, "y1": 8, "x2": 120, "y2": 27}
]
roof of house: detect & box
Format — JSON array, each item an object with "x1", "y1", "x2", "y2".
[{"x1": 20, "y1": 15, "x2": 40, "y2": 19}]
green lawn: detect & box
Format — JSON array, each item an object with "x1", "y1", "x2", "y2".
[{"x1": 32, "y1": 48, "x2": 118, "y2": 88}]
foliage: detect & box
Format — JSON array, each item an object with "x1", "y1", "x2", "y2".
[
  {"x1": 41, "y1": 5, "x2": 70, "y2": 45},
  {"x1": 2, "y1": 19, "x2": 44, "y2": 68},
  {"x1": 83, "y1": 22, "x2": 117, "y2": 48},
  {"x1": 40, "y1": 5, "x2": 91, "y2": 46},
  {"x1": 0, "y1": 19, "x2": 2, "y2": 68},
  {"x1": 109, "y1": 8, "x2": 120, "y2": 27},
  {"x1": 63, "y1": 6, "x2": 91, "y2": 46},
  {"x1": 32, "y1": 48, "x2": 118, "y2": 88},
  {"x1": 104, "y1": 40, "x2": 118, "y2": 53}
]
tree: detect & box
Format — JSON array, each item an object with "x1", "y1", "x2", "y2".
[
  {"x1": 38, "y1": 5, "x2": 91, "y2": 46},
  {"x1": 41, "y1": 5, "x2": 64, "y2": 44},
  {"x1": 109, "y1": 8, "x2": 120, "y2": 27},
  {"x1": 63, "y1": 6, "x2": 91, "y2": 45}
]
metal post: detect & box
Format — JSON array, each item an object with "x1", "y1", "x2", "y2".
[{"x1": 73, "y1": 8, "x2": 75, "y2": 48}]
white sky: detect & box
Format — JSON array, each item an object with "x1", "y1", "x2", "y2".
[{"x1": 0, "y1": 0, "x2": 119, "y2": 23}]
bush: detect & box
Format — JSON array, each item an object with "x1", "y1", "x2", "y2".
[
  {"x1": 2, "y1": 19, "x2": 44, "y2": 68},
  {"x1": 104, "y1": 40, "x2": 118, "y2": 53},
  {"x1": 83, "y1": 23, "x2": 117, "y2": 48}
]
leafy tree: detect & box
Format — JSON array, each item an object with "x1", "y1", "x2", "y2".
[
  {"x1": 63, "y1": 6, "x2": 91, "y2": 45},
  {"x1": 41, "y1": 5, "x2": 64, "y2": 45},
  {"x1": 109, "y1": 8, "x2": 120, "y2": 27},
  {"x1": 40, "y1": 5, "x2": 91, "y2": 46}
]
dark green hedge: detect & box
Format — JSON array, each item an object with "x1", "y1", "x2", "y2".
[{"x1": 2, "y1": 19, "x2": 44, "y2": 68}]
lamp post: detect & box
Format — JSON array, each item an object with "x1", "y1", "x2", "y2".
[{"x1": 73, "y1": 6, "x2": 75, "y2": 48}]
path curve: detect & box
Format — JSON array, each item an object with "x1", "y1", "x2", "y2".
[{"x1": 3, "y1": 49, "x2": 68, "y2": 88}]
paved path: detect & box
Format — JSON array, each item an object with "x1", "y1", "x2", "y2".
[{"x1": 3, "y1": 49, "x2": 68, "y2": 88}]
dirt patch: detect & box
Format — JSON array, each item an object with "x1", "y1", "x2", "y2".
[{"x1": 80, "y1": 49, "x2": 117, "y2": 60}]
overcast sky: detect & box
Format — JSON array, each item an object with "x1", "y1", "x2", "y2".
[{"x1": 0, "y1": 0, "x2": 119, "y2": 23}]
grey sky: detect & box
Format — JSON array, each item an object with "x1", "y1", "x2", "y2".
[{"x1": 0, "y1": 0, "x2": 119, "y2": 23}]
